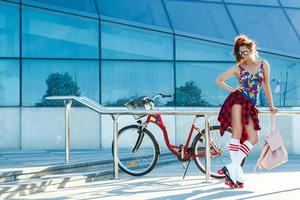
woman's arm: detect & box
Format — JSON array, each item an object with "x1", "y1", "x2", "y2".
[
  {"x1": 262, "y1": 60, "x2": 278, "y2": 113},
  {"x1": 215, "y1": 66, "x2": 241, "y2": 93}
]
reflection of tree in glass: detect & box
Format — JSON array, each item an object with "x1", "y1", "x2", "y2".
[
  {"x1": 36, "y1": 72, "x2": 81, "y2": 107},
  {"x1": 105, "y1": 95, "x2": 171, "y2": 107},
  {"x1": 174, "y1": 81, "x2": 210, "y2": 106},
  {"x1": 105, "y1": 81, "x2": 210, "y2": 107},
  {"x1": 105, "y1": 95, "x2": 140, "y2": 106}
]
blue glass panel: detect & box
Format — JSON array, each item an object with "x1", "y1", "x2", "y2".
[
  {"x1": 0, "y1": 59, "x2": 20, "y2": 106},
  {"x1": 22, "y1": 60, "x2": 99, "y2": 106},
  {"x1": 176, "y1": 62, "x2": 237, "y2": 106},
  {"x1": 176, "y1": 36, "x2": 233, "y2": 61},
  {"x1": 22, "y1": 6, "x2": 99, "y2": 59},
  {"x1": 0, "y1": 1, "x2": 19, "y2": 57},
  {"x1": 165, "y1": 0, "x2": 236, "y2": 42},
  {"x1": 22, "y1": 0, "x2": 98, "y2": 18},
  {"x1": 101, "y1": 21, "x2": 173, "y2": 60},
  {"x1": 260, "y1": 53, "x2": 300, "y2": 107},
  {"x1": 101, "y1": 61, "x2": 174, "y2": 106},
  {"x1": 228, "y1": 5, "x2": 300, "y2": 56},
  {"x1": 225, "y1": 0, "x2": 279, "y2": 6},
  {"x1": 280, "y1": 0, "x2": 300, "y2": 8},
  {"x1": 4, "y1": 0, "x2": 19, "y2": 3},
  {"x1": 97, "y1": 0, "x2": 171, "y2": 32},
  {"x1": 199, "y1": 0, "x2": 222, "y2": 2},
  {"x1": 286, "y1": 9, "x2": 300, "y2": 40}
]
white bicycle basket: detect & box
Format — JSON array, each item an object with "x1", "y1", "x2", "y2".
[{"x1": 125, "y1": 97, "x2": 154, "y2": 120}]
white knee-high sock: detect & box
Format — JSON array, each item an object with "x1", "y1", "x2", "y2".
[
  {"x1": 235, "y1": 140, "x2": 253, "y2": 166},
  {"x1": 229, "y1": 138, "x2": 240, "y2": 163}
]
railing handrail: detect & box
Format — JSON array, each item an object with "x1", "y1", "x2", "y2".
[
  {"x1": 45, "y1": 96, "x2": 300, "y2": 115},
  {"x1": 45, "y1": 95, "x2": 300, "y2": 182}
]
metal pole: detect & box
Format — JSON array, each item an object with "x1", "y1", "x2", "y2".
[
  {"x1": 112, "y1": 115, "x2": 120, "y2": 179},
  {"x1": 204, "y1": 114, "x2": 211, "y2": 183},
  {"x1": 64, "y1": 100, "x2": 72, "y2": 163},
  {"x1": 283, "y1": 68, "x2": 288, "y2": 106},
  {"x1": 283, "y1": 63, "x2": 296, "y2": 106}
]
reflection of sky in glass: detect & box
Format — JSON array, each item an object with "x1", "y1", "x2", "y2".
[
  {"x1": 165, "y1": 0, "x2": 236, "y2": 42},
  {"x1": 0, "y1": 60, "x2": 20, "y2": 106},
  {"x1": 260, "y1": 53, "x2": 300, "y2": 106},
  {"x1": 97, "y1": 0, "x2": 171, "y2": 31},
  {"x1": 224, "y1": 0, "x2": 279, "y2": 6},
  {"x1": 22, "y1": 0, "x2": 98, "y2": 18},
  {"x1": 22, "y1": 6, "x2": 99, "y2": 58},
  {"x1": 0, "y1": 1, "x2": 19, "y2": 57},
  {"x1": 22, "y1": 60, "x2": 99, "y2": 106},
  {"x1": 101, "y1": 61, "x2": 174, "y2": 106},
  {"x1": 285, "y1": 9, "x2": 300, "y2": 39},
  {"x1": 101, "y1": 21, "x2": 173, "y2": 60},
  {"x1": 176, "y1": 62, "x2": 237, "y2": 106},
  {"x1": 228, "y1": 5, "x2": 300, "y2": 55},
  {"x1": 176, "y1": 36, "x2": 233, "y2": 61},
  {"x1": 280, "y1": 0, "x2": 300, "y2": 8}
]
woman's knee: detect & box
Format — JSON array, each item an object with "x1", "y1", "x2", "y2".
[
  {"x1": 232, "y1": 126, "x2": 243, "y2": 138},
  {"x1": 248, "y1": 132, "x2": 259, "y2": 145}
]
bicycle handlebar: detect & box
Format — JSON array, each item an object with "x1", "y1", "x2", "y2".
[{"x1": 152, "y1": 93, "x2": 172, "y2": 101}]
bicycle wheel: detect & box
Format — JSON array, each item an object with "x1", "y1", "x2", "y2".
[
  {"x1": 112, "y1": 125, "x2": 160, "y2": 176},
  {"x1": 192, "y1": 125, "x2": 232, "y2": 179}
]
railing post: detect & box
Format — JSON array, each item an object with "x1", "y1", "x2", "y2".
[
  {"x1": 64, "y1": 100, "x2": 72, "y2": 163},
  {"x1": 112, "y1": 115, "x2": 120, "y2": 179},
  {"x1": 204, "y1": 114, "x2": 211, "y2": 183}
]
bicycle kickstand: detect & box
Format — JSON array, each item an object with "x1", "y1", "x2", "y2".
[{"x1": 182, "y1": 159, "x2": 191, "y2": 179}]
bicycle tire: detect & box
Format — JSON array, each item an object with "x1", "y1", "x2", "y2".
[
  {"x1": 112, "y1": 125, "x2": 160, "y2": 176},
  {"x1": 192, "y1": 125, "x2": 245, "y2": 179}
]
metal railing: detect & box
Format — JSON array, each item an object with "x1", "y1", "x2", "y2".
[{"x1": 46, "y1": 96, "x2": 300, "y2": 182}]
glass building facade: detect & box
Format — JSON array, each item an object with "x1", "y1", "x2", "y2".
[{"x1": 1, "y1": 0, "x2": 300, "y2": 108}]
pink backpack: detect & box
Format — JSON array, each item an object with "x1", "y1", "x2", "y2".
[{"x1": 255, "y1": 114, "x2": 288, "y2": 170}]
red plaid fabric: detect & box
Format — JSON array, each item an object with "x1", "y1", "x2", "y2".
[{"x1": 218, "y1": 90, "x2": 261, "y2": 143}]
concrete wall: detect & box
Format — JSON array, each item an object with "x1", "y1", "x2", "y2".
[
  {"x1": 21, "y1": 107, "x2": 100, "y2": 150},
  {"x1": 0, "y1": 108, "x2": 21, "y2": 150},
  {"x1": 0, "y1": 107, "x2": 299, "y2": 155}
]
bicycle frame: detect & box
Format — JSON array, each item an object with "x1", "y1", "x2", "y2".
[{"x1": 144, "y1": 114, "x2": 208, "y2": 159}]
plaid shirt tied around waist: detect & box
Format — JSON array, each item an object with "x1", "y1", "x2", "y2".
[{"x1": 218, "y1": 90, "x2": 261, "y2": 144}]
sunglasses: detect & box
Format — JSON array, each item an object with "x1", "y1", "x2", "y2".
[{"x1": 238, "y1": 51, "x2": 250, "y2": 57}]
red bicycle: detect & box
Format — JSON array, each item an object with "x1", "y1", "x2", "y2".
[{"x1": 112, "y1": 94, "x2": 234, "y2": 178}]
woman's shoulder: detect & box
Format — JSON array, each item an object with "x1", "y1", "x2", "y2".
[
  {"x1": 230, "y1": 64, "x2": 241, "y2": 75},
  {"x1": 258, "y1": 59, "x2": 270, "y2": 68}
]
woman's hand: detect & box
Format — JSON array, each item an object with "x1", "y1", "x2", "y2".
[{"x1": 269, "y1": 106, "x2": 279, "y2": 114}]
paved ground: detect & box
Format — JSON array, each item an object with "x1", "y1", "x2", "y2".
[
  {"x1": 8, "y1": 155, "x2": 300, "y2": 200},
  {"x1": 0, "y1": 150, "x2": 114, "y2": 169}
]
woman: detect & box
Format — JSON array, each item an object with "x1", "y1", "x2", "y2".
[{"x1": 215, "y1": 35, "x2": 278, "y2": 188}]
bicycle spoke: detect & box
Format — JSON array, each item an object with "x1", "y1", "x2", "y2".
[
  {"x1": 193, "y1": 127, "x2": 232, "y2": 178},
  {"x1": 115, "y1": 126, "x2": 158, "y2": 176}
]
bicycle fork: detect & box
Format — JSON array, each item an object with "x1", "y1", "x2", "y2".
[{"x1": 132, "y1": 122, "x2": 147, "y2": 153}]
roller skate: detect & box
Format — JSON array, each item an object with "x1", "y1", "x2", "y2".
[
  {"x1": 236, "y1": 166, "x2": 244, "y2": 188},
  {"x1": 218, "y1": 164, "x2": 237, "y2": 188},
  {"x1": 218, "y1": 165, "x2": 244, "y2": 189}
]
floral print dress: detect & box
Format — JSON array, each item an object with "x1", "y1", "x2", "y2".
[{"x1": 238, "y1": 61, "x2": 264, "y2": 105}]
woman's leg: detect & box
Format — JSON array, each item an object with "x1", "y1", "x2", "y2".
[
  {"x1": 234, "y1": 117, "x2": 259, "y2": 186},
  {"x1": 231, "y1": 104, "x2": 243, "y2": 140},
  {"x1": 244, "y1": 117, "x2": 259, "y2": 146},
  {"x1": 235, "y1": 117, "x2": 259, "y2": 166},
  {"x1": 229, "y1": 104, "x2": 243, "y2": 163},
  {"x1": 223, "y1": 104, "x2": 243, "y2": 185}
]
